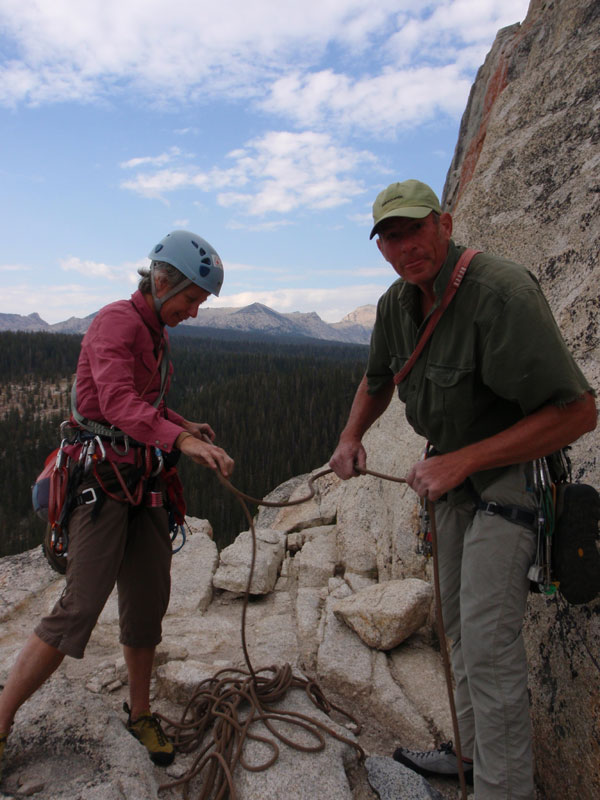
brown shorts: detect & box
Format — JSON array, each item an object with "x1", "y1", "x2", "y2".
[{"x1": 35, "y1": 464, "x2": 172, "y2": 659}]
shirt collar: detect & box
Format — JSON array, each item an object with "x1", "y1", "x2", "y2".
[
  {"x1": 131, "y1": 290, "x2": 164, "y2": 338},
  {"x1": 432, "y1": 239, "x2": 460, "y2": 301}
]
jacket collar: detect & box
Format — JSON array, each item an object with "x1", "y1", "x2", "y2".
[{"x1": 131, "y1": 290, "x2": 164, "y2": 340}]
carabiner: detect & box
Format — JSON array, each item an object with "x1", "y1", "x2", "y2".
[{"x1": 151, "y1": 447, "x2": 164, "y2": 477}]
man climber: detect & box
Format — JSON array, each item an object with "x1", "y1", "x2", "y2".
[{"x1": 329, "y1": 179, "x2": 597, "y2": 799}]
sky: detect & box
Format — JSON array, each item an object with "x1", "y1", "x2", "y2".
[{"x1": 0, "y1": 0, "x2": 530, "y2": 324}]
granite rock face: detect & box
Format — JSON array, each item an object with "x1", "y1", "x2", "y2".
[{"x1": 442, "y1": 1, "x2": 600, "y2": 797}]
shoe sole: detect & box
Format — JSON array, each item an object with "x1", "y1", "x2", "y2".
[{"x1": 393, "y1": 750, "x2": 474, "y2": 783}]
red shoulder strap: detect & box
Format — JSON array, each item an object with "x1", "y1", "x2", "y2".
[{"x1": 393, "y1": 248, "x2": 481, "y2": 386}]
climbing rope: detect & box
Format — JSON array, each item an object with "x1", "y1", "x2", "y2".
[{"x1": 158, "y1": 464, "x2": 467, "y2": 800}]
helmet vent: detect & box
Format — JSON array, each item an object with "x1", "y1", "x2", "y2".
[
  {"x1": 190, "y1": 240, "x2": 199, "y2": 249},
  {"x1": 200, "y1": 266, "x2": 211, "y2": 277},
  {"x1": 200, "y1": 257, "x2": 211, "y2": 265}
]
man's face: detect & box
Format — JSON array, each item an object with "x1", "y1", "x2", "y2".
[{"x1": 376, "y1": 212, "x2": 452, "y2": 290}]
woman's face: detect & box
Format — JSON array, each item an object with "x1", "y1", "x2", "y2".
[{"x1": 156, "y1": 280, "x2": 210, "y2": 327}]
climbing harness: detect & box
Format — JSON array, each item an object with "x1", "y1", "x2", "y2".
[
  {"x1": 35, "y1": 328, "x2": 189, "y2": 571},
  {"x1": 156, "y1": 459, "x2": 469, "y2": 800}
]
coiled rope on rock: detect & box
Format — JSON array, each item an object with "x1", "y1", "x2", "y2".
[{"x1": 158, "y1": 464, "x2": 468, "y2": 800}]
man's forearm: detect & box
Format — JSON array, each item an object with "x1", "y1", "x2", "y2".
[
  {"x1": 457, "y1": 391, "x2": 596, "y2": 475},
  {"x1": 408, "y1": 391, "x2": 597, "y2": 500}
]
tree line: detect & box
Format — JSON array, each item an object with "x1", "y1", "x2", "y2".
[{"x1": 0, "y1": 331, "x2": 368, "y2": 556}]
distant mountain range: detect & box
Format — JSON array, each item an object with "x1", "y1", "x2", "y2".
[{"x1": 0, "y1": 303, "x2": 376, "y2": 344}]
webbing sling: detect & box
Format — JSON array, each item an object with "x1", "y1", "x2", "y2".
[{"x1": 393, "y1": 247, "x2": 481, "y2": 385}]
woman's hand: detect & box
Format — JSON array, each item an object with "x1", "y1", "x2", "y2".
[
  {"x1": 183, "y1": 421, "x2": 216, "y2": 442},
  {"x1": 176, "y1": 431, "x2": 234, "y2": 477}
]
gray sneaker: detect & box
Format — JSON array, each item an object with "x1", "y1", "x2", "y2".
[{"x1": 393, "y1": 741, "x2": 473, "y2": 780}]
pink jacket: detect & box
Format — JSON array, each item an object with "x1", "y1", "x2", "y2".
[{"x1": 69, "y1": 290, "x2": 186, "y2": 463}]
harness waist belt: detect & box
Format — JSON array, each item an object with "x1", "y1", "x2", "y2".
[{"x1": 475, "y1": 499, "x2": 536, "y2": 530}]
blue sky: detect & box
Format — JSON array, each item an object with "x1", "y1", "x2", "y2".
[{"x1": 0, "y1": 0, "x2": 530, "y2": 324}]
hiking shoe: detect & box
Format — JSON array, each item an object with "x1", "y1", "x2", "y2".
[
  {"x1": 393, "y1": 741, "x2": 473, "y2": 780},
  {"x1": 124, "y1": 702, "x2": 174, "y2": 766}
]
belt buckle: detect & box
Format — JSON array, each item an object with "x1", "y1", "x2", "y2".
[{"x1": 81, "y1": 487, "x2": 97, "y2": 505}]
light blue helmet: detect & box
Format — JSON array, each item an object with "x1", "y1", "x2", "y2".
[{"x1": 147, "y1": 230, "x2": 224, "y2": 313}]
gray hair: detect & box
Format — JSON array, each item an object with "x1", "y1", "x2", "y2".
[{"x1": 137, "y1": 261, "x2": 186, "y2": 294}]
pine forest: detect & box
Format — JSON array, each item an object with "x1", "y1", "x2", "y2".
[{"x1": 0, "y1": 331, "x2": 368, "y2": 557}]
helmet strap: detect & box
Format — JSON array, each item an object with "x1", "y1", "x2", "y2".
[{"x1": 150, "y1": 264, "x2": 193, "y2": 322}]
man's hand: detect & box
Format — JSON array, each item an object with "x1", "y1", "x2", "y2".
[
  {"x1": 176, "y1": 432, "x2": 234, "y2": 477},
  {"x1": 406, "y1": 452, "x2": 470, "y2": 501},
  {"x1": 329, "y1": 438, "x2": 367, "y2": 480}
]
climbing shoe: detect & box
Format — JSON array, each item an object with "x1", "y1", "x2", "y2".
[
  {"x1": 393, "y1": 741, "x2": 473, "y2": 780},
  {"x1": 124, "y1": 702, "x2": 174, "y2": 766}
]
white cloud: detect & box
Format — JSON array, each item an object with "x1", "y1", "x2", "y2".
[
  {"x1": 0, "y1": 1, "x2": 530, "y2": 123},
  {"x1": 60, "y1": 256, "x2": 144, "y2": 283},
  {"x1": 0, "y1": 0, "x2": 402, "y2": 106},
  {"x1": 121, "y1": 131, "x2": 379, "y2": 214},
  {"x1": 261, "y1": 66, "x2": 472, "y2": 134},
  {"x1": 120, "y1": 147, "x2": 182, "y2": 169}
]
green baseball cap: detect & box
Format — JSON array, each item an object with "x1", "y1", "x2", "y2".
[{"x1": 369, "y1": 179, "x2": 441, "y2": 239}]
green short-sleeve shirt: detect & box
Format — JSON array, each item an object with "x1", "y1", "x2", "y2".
[{"x1": 367, "y1": 240, "x2": 593, "y2": 497}]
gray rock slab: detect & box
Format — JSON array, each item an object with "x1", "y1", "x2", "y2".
[
  {"x1": 333, "y1": 578, "x2": 433, "y2": 650},
  {"x1": 0, "y1": 547, "x2": 61, "y2": 623},
  {"x1": 365, "y1": 755, "x2": 444, "y2": 800},
  {"x1": 316, "y1": 590, "x2": 374, "y2": 698},
  {"x1": 233, "y1": 687, "x2": 359, "y2": 800},
  {"x1": 293, "y1": 528, "x2": 338, "y2": 588},
  {"x1": 3, "y1": 673, "x2": 160, "y2": 800},
  {"x1": 271, "y1": 468, "x2": 338, "y2": 534},
  {"x1": 213, "y1": 527, "x2": 285, "y2": 594},
  {"x1": 166, "y1": 518, "x2": 218, "y2": 615}
]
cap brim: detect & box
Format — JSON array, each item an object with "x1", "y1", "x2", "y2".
[{"x1": 369, "y1": 206, "x2": 433, "y2": 239}]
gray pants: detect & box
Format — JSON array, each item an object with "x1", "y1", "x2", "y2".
[{"x1": 435, "y1": 464, "x2": 536, "y2": 800}]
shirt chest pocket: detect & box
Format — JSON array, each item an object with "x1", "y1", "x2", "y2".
[{"x1": 424, "y1": 363, "x2": 477, "y2": 426}]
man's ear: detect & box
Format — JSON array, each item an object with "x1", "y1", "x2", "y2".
[{"x1": 439, "y1": 212, "x2": 453, "y2": 237}]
